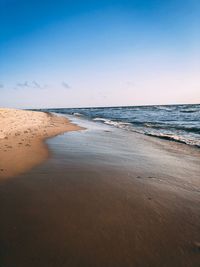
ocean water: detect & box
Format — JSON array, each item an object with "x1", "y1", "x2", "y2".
[{"x1": 43, "y1": 104, "x2": 200, "y2": 148}]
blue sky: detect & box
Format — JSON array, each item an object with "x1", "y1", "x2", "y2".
[{"x1": 0, "y1": 0, "x2": 200, "y2": 108}]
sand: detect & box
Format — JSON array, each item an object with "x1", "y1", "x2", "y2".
[
  {"x1": 0, "y1": 108, "x2": 82, "y2": 178},
  {"x1": 0, "y1": 114, "x2": 199, "y2": 267}
]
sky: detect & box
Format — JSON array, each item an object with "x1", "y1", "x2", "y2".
[{"x1": 0, "y1": 0, "x2": 200, "y2": 108}]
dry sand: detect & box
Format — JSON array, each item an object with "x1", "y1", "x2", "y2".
[{"x1": 0, "y1": 108, "x2": 82, "y2": 178}]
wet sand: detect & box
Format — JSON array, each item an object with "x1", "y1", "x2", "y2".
[
  {"x1": 0, "y1": 116, "x2": 200, "y2": 267},
  {"x1": 0, "y1": 108, "x2": 82, "y2": 178}
]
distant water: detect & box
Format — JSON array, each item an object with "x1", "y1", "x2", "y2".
[{"x1": 42, "y1": 104, "x2": 200, "y2": 148}]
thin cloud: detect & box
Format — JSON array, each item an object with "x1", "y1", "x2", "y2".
[
  {"x1": 16, "y1": 81, "x2": 45, "y2": 89},
  {"x1": 0, "y1": 83, "x2": 4, "y2": 88},
  {"x1": 62, "y1": 81, "x2": 71, "y2": 89},
  {"x1": 15, "y1": 81, "x2": 71, "y2": 90},
  {"x1": 32, "y1": 81, "x2": 42, "y2": 88},
  {"x1": 17, "y1": 81, "x2": 29, "y2": 88}
]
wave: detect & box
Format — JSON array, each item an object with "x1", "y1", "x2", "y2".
[
  {"x1": 93, "y1": 117, "x2": 200, "y2": 134},
  {"x1": 43, "y1": 104, "x2": 200, "y2": 149},
  {"x1": 180, "y1": 109, "x2": 199, "y2": 113},
  {"x1": 123, "y1": 120, "x2": 200, "y2": 134},
  {"x1": 93, "y1": 117, "x2": 108, "y2": 122},
  {"x1": 93, "y1": 117, "x2": 132, "y2": 128},
  {"x1": 92, "y1": 117, "x2": 200, "y2": 147},
  {"x1": 145, "y1": 133, "x2": 200, "y2": 148},
  {"x1": 141, "y1": 123, "x2": 200, "y2": 134},
  {"x1": 155, "y1": 106, "x2": 173, "y2": 111},
  {"x1": 73, "y1": 112, "x2": 84, "y2": 117}
]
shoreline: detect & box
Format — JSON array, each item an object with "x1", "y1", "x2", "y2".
[
  {"x1": 0, "y1": 108, "x2": 83, "y2": 178},
  {"x1": 0, "y1": 112, "x2": 199, "y2": 266},
  {"x1": 44, "y1": 103, "x2": 200, "y2": 148},
  {"x1": 0, "y1": 116, "x2": 199, "y2": 266}
]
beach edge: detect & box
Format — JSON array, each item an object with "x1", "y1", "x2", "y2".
[{"x1": 0, "y1": 108, "x2": 84, "y2": 178}]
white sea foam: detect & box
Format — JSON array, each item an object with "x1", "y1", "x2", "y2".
[{"x1": 73, "y1": 112, "x2": 83, "y2": 117}]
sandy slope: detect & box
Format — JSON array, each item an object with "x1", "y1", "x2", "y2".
[{"x1": 0, "y1": 108, "x2": 82, "y2": 178}]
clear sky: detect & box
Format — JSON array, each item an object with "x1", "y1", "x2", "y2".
[{"x1": 0, "y1": 0, "x2": 200, "y2": 108}]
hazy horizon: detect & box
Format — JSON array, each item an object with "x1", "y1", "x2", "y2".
[
  {"x1": 24, "y1": 102, "x2": 200, "y2": 111},
  {"x1": 1, "y1": 0, "x2": 200, "y2": 108}
]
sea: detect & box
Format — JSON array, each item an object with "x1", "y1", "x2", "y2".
[{"x1": 41, "y1": 104, "x2": 200, "y2": 148}]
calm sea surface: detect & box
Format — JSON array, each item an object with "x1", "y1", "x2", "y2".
[{"x1": 42, "y1": 104, "x2": 200, "y2": 148}]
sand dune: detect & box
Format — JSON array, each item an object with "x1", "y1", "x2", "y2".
[{"x1": 0, "y1": 108, "x2": 82, "y2": 178}]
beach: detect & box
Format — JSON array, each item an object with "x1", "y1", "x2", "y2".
[
  {"x1": 0, "y1": 111, "x2": 200, "y2": 267},
  {"x1": 0, "y1": 108, "x2": 82, "y2": 178}
]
